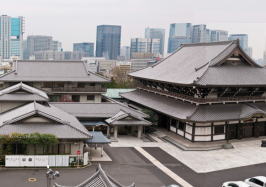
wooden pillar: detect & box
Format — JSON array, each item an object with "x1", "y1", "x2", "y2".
[
  {"x1": 211, "y1": 123, "x2": 214, "y2": 141},
  {"x1": 107, "y1": 126, "x2": 110, "y2": 138},
  {"x1": 137, "y1": 126, "x2": 143, "y2": 139},
  {"x1": 192, "y1": 123, "x2": 195, "y2": 142},
  {"x1": 114, "y1": 126, "x2": 118, "y2": 140}
]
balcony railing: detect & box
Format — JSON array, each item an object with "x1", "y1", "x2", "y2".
[
  {"x1": 42, "y1": 86, "x2": 106, "y2": 93},
  {"x1": 138, "y1": 86, "x2": 266, "y2": 104}
]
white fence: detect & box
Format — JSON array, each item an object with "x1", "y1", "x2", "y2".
[
  {"x1": 5, "y1": 153, "x2": 89, "y2": 167},
  {"x1": 5, "y1": 155, "x2": 69, "y2": 167}
]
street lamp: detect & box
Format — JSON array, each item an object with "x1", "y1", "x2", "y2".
[{"x1": 46, "y1": 165, "x2": 60, "y2": 187}]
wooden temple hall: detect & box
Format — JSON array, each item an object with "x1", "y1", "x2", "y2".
[{"x1": 121, "y1": 40, "x2": 266, "y2": 142}]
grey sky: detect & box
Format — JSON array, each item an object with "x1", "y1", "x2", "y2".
[{"x1": 1, "y1": 0, "x2": 266, "y2": 59}]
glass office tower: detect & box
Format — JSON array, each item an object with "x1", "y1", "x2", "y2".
[
  {"x1": 0, "y1": 15, "x2": 24, "y2": 59},
  {"x1": 96, "y1": 25, "x2": 121, "y2": 60}
]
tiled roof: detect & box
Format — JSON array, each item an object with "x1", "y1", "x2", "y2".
[
  {"x1": 0, "y1": 82, "x2": 48, "y2": 101},
  {"x1": 105, "y1": 110, "x2": 151, "y2": 126},
  {"x1": 51, "y1": 102, "x2": 148, "y2": 119},
  {"x1": 130, "y1": 40, "x2": 265, "y2": 86},
  {"x1": 121, "y1": 90, "x2": 266, "y2": 122},
  {"x1": 55, "y1": 164, "x2": 135, "y2": 187},
  {"x1": 0, "y1": 60, "x2": 109, "y2": 82},
  {"x1": 0, "y1": 102, "x2": 91, "y2": 139}
]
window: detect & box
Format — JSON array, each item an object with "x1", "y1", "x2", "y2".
[
  {"x1": 171, "y1": 119, "x2": 177, "y2": 127},
  {"x1": 87, "y1": 95, "x2": 95, "y2": 101},
  {"x1": 77, "y1": 83, "x2": 86, "y2": 88},
  {"x1": 72, "y1": 95, "x2": 80, "y2": 102},
  {"x1": 178, "y1": 122, "x2": 185, "y2": 131},
  {"x1": 43, "y1": 82, "x2": 53, "y2": 88},
  {"x1": 214, "y1": 125, "x2": 224, "y2": 135},
  {"x1": 249, "y1": 178, "x2": 264, "y2": 186}
]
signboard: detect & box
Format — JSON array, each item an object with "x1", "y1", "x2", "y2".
[{"x1": 6, "y1": 155, "x2": 70, "y2": 167}]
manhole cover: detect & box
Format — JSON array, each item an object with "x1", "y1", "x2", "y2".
[{"x1": 28, "y1": 178, "x2": 37, "y2": 182}]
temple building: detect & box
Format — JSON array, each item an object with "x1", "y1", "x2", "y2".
[
  {"x1": 121, "y1": 40, "x2": 266, "y2": 142},
  {"x1": 0, "y1": 60, "x2": 150, "y2": 141},
  {"x1": 0, "y1": 60, "x2": 109, "y2": 103}
]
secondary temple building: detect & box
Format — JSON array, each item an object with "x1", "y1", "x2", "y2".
[
  {"x1": 121, "y1": 40, "x2": 266, "y2": 142},
  {"x1": 0, "y1": 60, "x2": 150, "y2": 141}
]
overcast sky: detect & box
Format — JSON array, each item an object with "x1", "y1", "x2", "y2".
[{"x1": 1, "y1": 0, "x2": 266, "y2": 59}]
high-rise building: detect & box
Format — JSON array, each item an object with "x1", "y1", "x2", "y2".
[
  {"x1": 120, "y1": 46, "x2": 130, "y2": 60},
  {"x1": 73, "y1": 42, "x2": 94, "y2": 57},
  {"x1": 192, "y1": 24, "x2": 211, "y2": 43},
  {"x1": 130, "y1": 38, "x2": 160, "y2": 59},
  {"x1": 229, "y1": 34, "x2": 248, "y2": 50},
  {"x1": 96, "y1": 25, "x2": 121, "y2": 60},
  {"x1": 210, "y1": 30, "x2": 228, "y2": 42},
  {"x1": 229, "y1": 34, "x2": 250, "y2": 56},
  {"x1": 145, "y1": 28, "x2": 165, "y2": 56},
  {"x1": 24, "y1": 35, "x2": 61, "y2": 59},
  {"x1": 167, "y1": 23, "x2": 192, "y2": 53},
  {"x1": 0, "y1": 15, "x2": 24, "y2": 59}
]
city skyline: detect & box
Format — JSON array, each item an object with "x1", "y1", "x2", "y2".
[{"x1": 1, "y1": 0, "x2": 266, "y2": 59}]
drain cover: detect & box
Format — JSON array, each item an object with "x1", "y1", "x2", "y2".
[{"x1": 28, "y1": 178, "x2": 37, "y2": 182}]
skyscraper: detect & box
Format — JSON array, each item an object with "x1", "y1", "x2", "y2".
[
  {"x1": 120, "y1": 46, "x2": 130, "y2": 60},
  {"x1": 24, "y1": 35, "x2": 62, "y2": 59},
  {"x1": 96, "y1": 25, "x2": 121, "y2": 60},
  {"x1": 130, "y1": 38, "x2": 160, "y2": 59},
  {"x1": 192, "y1": 24, "x2": 211, "y2": 43},
  {"x1": 145, "y1": 28, "x2": 165, "y2": 56},
  {"x1": 229, "y1": 34, "x2": 252, "y2": 57},
  {"x1": 229, "y1": 34, "x2": 248, "y2": 51},
  {"x1": 73, "y1": 42, "x2": 94, "y2": 57},
  {"x1": 167, "y1": 23, "x2": 192, "y2": 53},
  {"x1": 0, "y1": 15, "x2": 24, "y2": 59},
  {"x1": 210, "y1": 30, "x2": 228, "y2": 42}
]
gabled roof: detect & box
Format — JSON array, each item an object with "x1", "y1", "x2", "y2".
[
  {"x1": 0, "y1": 82, "x2": 48, "y2": 101},
  {"x1": 130, "y1": 40, "x2": 265, "y2": 86},
  {"x1": 0, "y1": 102, "x2": 91, "y2": 139},
  {"x1": 55, "y1": 164, "x2": 135, "y2": 187},
  {"x1": 0, "y1": 60, "x2": 109, "y2": 83},
  {"x1": 105, "y1": 110, "x2": 151, "y2": 126},
  {"x1": 51, "y1": 102, "x2": 148, "y2": 119},
  {"x1": 121, "y1": 89, "x2": 266, "y2": 122}
]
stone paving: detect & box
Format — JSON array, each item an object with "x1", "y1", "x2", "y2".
[{"x1": 110, "y1": 135, "x2": 266, "y2": 173}]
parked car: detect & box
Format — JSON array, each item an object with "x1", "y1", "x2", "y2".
[
  {"x1": 222, "y1": 181, "x2": 251, "y2": 187},
  {"x1": 245, "y1": 176, "x2": 266, "y2": 187}
]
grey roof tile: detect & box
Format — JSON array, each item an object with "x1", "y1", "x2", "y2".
[
  {"x1": 0, "y1": 102, "x2": 91, "y2": 139},
  {"x1": 121, "y1": 89, "x2": 266, "y2": 122},
  {"x1": 0, "y1": 61, "x2": 109, "y2": 82},
  {"x1": 130, "y1": 40, "x2": 264, "y2": 86},
  {"x1": 51, "y1": 102, "x2": 148, "y2": 119}
]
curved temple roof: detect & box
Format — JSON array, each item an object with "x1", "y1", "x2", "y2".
[
  {"x1": 0, "y1": 102, "x2": 91, "y2": 139},
  {"x1": 0, "y1": 82, "x2": 48, "y2": 101},
  {"x1": 130, "y1": 40, "x2": 266, "y2": 86},
  {"x1": 121, "y1": 90, "x2": 266, "y2": 123},
  {"x1": 55, "y1": 164, "x2": 135, "y2": 187},
  {"x1": 0, "y1": 60, "x2": 109, "y2": 83}
]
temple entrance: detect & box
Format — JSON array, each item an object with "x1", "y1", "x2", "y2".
[{"x1": 157, "y1": 114, "x2": 170, "y2": 130}]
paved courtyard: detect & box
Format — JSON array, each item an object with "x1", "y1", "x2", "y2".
[
  {"x1": 111, "y1": 136, "x2": 266, "y2": 173},
  {"x1": 0, "y1": 147, "x2": 176, "y2": 187}
]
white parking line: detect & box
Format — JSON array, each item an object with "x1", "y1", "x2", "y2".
[{"x1": 135, "y1": 146, "x2": 194, "y2": 187}]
